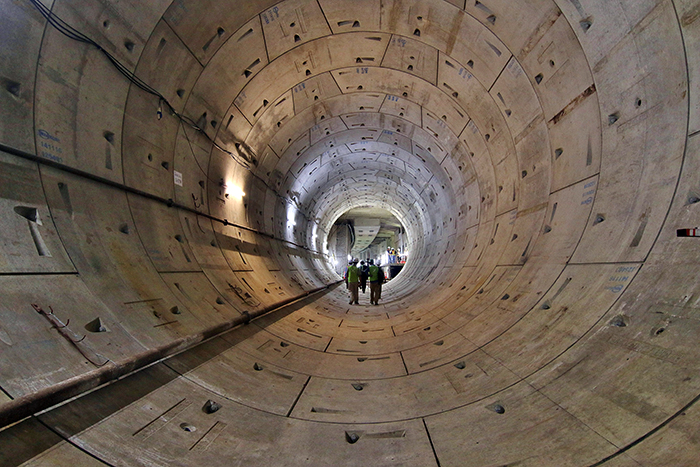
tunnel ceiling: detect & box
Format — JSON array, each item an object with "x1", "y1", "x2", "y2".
[
  {"x1": 149, "y1": 0, "x2": 606, "y2": 285},
  {"x1": 1, "y1": 0, "x2": 700, "y2": 465}
]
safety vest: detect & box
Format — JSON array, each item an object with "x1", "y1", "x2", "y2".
[
  {"x1": 369, "y1": 264, "x2": 379, "y2": 282},
  {"x1": 347, "y1": 265, "x2": 359, "y2": 283}
]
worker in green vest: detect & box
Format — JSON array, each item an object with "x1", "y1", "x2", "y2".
[{"x1": 347, "y1": 258, "x2": 360, "y2": 305}]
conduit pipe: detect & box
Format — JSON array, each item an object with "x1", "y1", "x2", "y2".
[{"x1": 0, "y1": 280, "x2": 340, "y2": 428}]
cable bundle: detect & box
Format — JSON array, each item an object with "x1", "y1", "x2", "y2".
[{"x1": 28, "y1": 0, "x2": 256, "y2": 170}]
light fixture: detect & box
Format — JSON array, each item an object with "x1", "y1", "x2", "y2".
[
  {"x1": 287, "y1": 205, "x2": 297, "y2": 227},
  {"x1": 228, "y1": 185, "x2": 245, "y2": 199}
]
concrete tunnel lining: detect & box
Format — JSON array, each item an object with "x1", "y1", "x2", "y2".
[{"x1": 0, "y1": 0, "x2": 699, "y2": 465}]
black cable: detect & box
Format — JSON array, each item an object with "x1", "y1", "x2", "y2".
[
  {"x1": 27, "y1": 0, "x2": 253, "y2": 170},
  {"x1": 28, "y1": 0, "x2": 312, "y2": 223}
]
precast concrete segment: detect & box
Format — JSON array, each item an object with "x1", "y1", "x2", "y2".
[{"x1": 0, "y1": 0, "x2": 698, "y2": 465}]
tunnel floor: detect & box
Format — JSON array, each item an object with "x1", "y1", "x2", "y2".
[{"x1": 4, "y1": 275, "x2": 700, "y2": 467}]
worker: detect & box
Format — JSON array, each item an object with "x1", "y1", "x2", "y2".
[
  {"x1": 343, "y1": 260, "x2": 352, "y2": 289},
  {"x1": 359, "y1": 260, "x2": 369, "y2": 294},
  {"x1": 369, "y1": 259, "x2": 381, "y2": 305},
  {"x1": 347, "y1": 258, "x2": 360, "y2": 305}
]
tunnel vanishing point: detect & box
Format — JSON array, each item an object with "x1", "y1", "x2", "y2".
[{"x1": 0, "y1": 0, "x2": 699, "y2": 465}]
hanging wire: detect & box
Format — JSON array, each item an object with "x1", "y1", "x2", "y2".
[
  {"x1": 29, "y1": 0, "x2": 315, "y2": 222},
  {"x1": 28, "y1": 0, "x2": 255, "y2": 170}
]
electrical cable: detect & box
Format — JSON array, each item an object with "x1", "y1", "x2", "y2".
[
  {"x1": 28, "y1": 0, "x2": 312, "y2": 224},
  {"x1": 27, "y1": 0, "x2": 253, "y2": 170}
]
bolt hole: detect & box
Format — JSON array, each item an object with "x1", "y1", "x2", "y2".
[
  {"x1": 610, "y1": 315, "x2": 627, "y2": 327},
  {"x1": 5, "y1": 80, "x2": 21, "y2": 97},
  {"x1": 180, "y1": 423, "x2": 196, "y2": 432},
  {"x1": 203, "y1": 400, "x2": 220, "y2": 414},
  {"x1": 85, "y1": 317, "x2": 107, "y2": 333}
]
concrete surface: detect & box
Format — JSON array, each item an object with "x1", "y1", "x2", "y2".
[{"x1": 0, "y1": 0, "x2": 699, "y2": 465}]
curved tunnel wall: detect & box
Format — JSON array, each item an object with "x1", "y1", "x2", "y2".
[{"x1": 0, "y1": 0, "x2": 699, "y2": 465}]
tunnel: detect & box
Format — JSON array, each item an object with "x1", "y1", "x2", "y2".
[{"x1": 0, "y1": 0, "x2": 699, "y2": 465}]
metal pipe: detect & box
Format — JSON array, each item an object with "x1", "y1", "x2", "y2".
[
  {"x1": 0, "y1": 142, "x2": 317, "y2": 253},
  {"x1": 0, "y1": 281, "x2": 342, "y2": 429}
]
